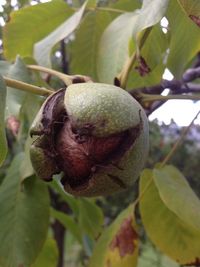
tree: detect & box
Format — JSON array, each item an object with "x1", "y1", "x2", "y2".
[{"x1": 0, "y1": 0, "x2": 200, "y2": 266}]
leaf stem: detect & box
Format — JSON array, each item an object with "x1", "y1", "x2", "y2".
[
  {"x1": 161, "y1": 109, "x2": 200, "y2": 167},
  {"x1": 134, "y1": 175, "x2": 154, "y2": 206},
  {"x1": 4, "y1": 77, "x2": 53, "y2": 96},
  {"x1": 141, "y1": 93, "x2": 200, "y2": 102},
  {"x1": 28, "y1": 65, "x2": 74, "y2": 86},
  {"x1": 87, "y1": 7, "x2": 126, "y2": 13},
  {"x1": 28, "y1": 65, "x2": 92, "y2": 86},
  {"x1": 119, "y1": 27, "x2": 152, "y2": 89}
]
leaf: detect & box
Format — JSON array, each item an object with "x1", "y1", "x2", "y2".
[
  {"x1": 0, "y1": 154, "x2": 50, "y2": 267},
  {"x1": 6, "y1": 56, "x2": 32, "y2": 117},
  {"x1": 34, "y1": 1, "x2": 87, "y2": 67},
  {"x1": 177, "y1": 0, "x2": 200, "y2": 27},
  {"x1": 0, "y1": 75, "x2": 7, "y2": 166},
  {"x1": 3, "y1": 0, "x2": 74, "y2": 60},
  {"x1": 51, "y1": 208, "x2": 82, "y2": 243},
  {"x1": 127, "y1": 63, "x2": 165, "y2": 89},
  {"x1": 166, "y1": 0, "x2": 200, "y2": 78},
  {"x1": 32, "y1": 238, "x2": 58, "y2": 267},
  {"x1": 97, "y1": 0, "x2": 168, "y2": 83},
  {"x1": 70, "y1": 10, "x2": 113, "y2": 80},
  {"x1": 0, "y1": 60, "x2": 11, "y2": 76},
  {"x1": 130, "y1": 0, "x2": 169, "y2": 45},
  {"x1": 97, "y1": 11, "x2": 138, "y2": 84},
  {"x1": 20, "y1": 137, "x2": 34, "y2": 180},
  {"x1": 89, "y1": 204, "x2": 138, "y2": 267},
  {"x1": 140, "y1": 167, "x2": 200, "y2": 265},
  {"x1": 50, "y1": 179, "x2": 79, "y2": 217},
  {"x1": 127, "y1": 25, "x2": 167, "y2": 89},
  {"x1": 154, "y1": 165, "x2": 200, "y2": 234},
  {"x1": 78, "y1": 198, "x2": 104, "y2": 239}
]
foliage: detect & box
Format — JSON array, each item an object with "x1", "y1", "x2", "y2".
[{"x1": 0, "y1": 0, "x2": 200, "y2": 267}]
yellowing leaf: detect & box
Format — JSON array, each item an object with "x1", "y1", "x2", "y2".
[
  {"x1": 89, "y1": 204, "x2": 138, "y2": 267},
  {"x1": 140, "y1": 167, "x2": 200, "y2": 265}
]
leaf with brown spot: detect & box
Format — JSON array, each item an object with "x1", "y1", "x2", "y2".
[
  {"x1": 177, "y1": 0, "x2": 200, "y2": 27},
  {"x1": 189, "y1": 15, "x2": 200, "y2": 27},
  {"x1": 88, "y1": 204, "x2": 138, "y2": 267}
]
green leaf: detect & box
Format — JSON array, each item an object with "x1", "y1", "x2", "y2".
[
  {"x1": 166, "y1": 0, "x2": 200, "y2": 77},
  {"x1": 70, "y1": 10, "x2": 113, "y2": 80},
  {"x1": 89, "y1": 204, "x2": 138, "y2": 267},
  {"x1": 3, "y1": 0, "x2": 74, "y2": 60},
  {"x1": 0, "y1": 75, "x2": 7, "y2": 166},
  {"x1": 127, "y1": 25, "x2": 167, "y2": 89},
  {"x1": 51, "y1": 208, "x2": 82, "y2": 243},
  {"x1": 34, "y1": 2, "x2": 87, "y2": 67},
  {"x1": 50, "y1": 179, "x2": 79, "y2": 217},
  {"x1": 0, "y1": 154, "x2": 50, "y2": 267},
  {"x1": 132, "y1": 0, "x2": 169, "y2": 40},
  {"x1": 127, "y1": 63, "x2": 165, "y2": 89},
  {"x1": 6, "y1": 56, "x2": 32, "y2": 117},
  {"x1": 177, "y1": 0, "x2": 200, "y2": 25},
  {"x1": 20, "y1": 137, "x2": 34, "y2": 180},
  {"x1": 0, "y1": 60, "x2": 11, "y2": 76},
  {"x1": 97, "y1": 11, "x2": 138, "y2": 84},
  {"x1": 97, "y1": 0, "x2": 168, "y2": 83},
  {"x1": 140, "y1": 167, "x2": 200, "y2": 265},
  {"x1": 109, "y1": 0, "x2": 141, "y2": 11},
  {"x1": 32, "y1": 238, "x2": 58, "y2": 267},
  {"x1": 78, "y1": 198, "x2": 104, "y2": 239}
]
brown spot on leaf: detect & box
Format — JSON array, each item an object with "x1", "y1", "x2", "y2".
[
  {"x1": 109, "y1": 217, "x2": 138, "y2": 257},
  {"x1": 189, "y1": 15, "x2": 200, "y2": 27},
  {"x1": 184, "y1": 258, "x2": 200, "y2": 266},
  {"x1": 135, "y1": 56, "x2": 151, "y2": 77}
]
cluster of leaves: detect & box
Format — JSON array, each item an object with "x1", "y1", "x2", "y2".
[{"x1": 0, "y1": 0, "x2": 200, "y2": 267}]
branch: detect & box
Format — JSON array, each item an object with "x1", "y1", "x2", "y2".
[
  {"x1": 141, "y1": 93, "x2": 200, "y2": 103},
  {"x1": 161, "y1": 110, "x2": 200, "y2": 166},
  {"x1": 129, "y1": 61, "x2": 200, "y2": 115}
]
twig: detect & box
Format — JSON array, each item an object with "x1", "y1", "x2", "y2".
[
  {"x1": 141, "y1": 93, "x2": 200, "y2": 103},
  {"x1": 161, "y1": 110, "x2": 200, "y2": 167}
]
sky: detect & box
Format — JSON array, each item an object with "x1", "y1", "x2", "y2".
[{"x1": 149, "y1": 69, "x2": 200, "y2": 126}]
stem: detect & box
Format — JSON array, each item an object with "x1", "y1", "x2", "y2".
[
  {"x1": 134, "y1": 175, "x2": 154, "y2": 206},
  {"x1": 119, "y1": 27, "x2": 152, "y2": 89},
  {"x1": 141, "y1": 93, "x2": 200, "y2": 102},
  {"x1": 86, "y1": 7, "x2": 126, "y2": 13},
  {"x1": 4, "y1": 77, "x2": 52, "y2": 96},
  {"x1": 28, "y1": 65, "x2": 74, "y2": 86},
  {"x1": 28, "y1": 65, "x2": 92, "y2": 85},
  {"x1": 161, "y1": 110, "x2": 200, "y2": 167}
]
